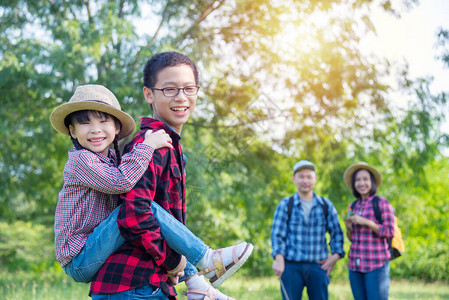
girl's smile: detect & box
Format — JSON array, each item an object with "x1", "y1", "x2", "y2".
[
  {"x1": 69, "y1": 112, "x2": 120, "y2": 156},
  {"x1": 354, "y1": 169, "x2": 372, "y2": 200}
]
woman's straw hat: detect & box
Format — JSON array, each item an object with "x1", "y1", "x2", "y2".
[
  {"x1": 50, "y1": 84, "x2": 135, "y2": 140},
  {"x1": 343, "y1": 162, "x2": 382, "y2": 189}
]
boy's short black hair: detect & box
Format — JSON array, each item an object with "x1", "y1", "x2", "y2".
[{"x1": 143, "y1": 52, "x2": 199, "y2": 88}]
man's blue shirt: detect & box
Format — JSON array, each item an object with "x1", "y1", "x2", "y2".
[{"x1": 271, "y1": 192, "x2": 345, "y2": 262}]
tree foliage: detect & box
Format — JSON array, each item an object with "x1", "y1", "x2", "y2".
[{"x1": 1, "y1": 0, "x2": 448, "y2": 281}]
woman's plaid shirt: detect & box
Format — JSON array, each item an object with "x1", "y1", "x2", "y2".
[
  {"x1": 90, "y1": 118, "x2": 185, "y2": 298},
  {"x1": 54, "y1": 143, "x2": 154, "y2": 267},
  {"x1": 348, "y1": 195, "x2": 395, "y2": 273}
]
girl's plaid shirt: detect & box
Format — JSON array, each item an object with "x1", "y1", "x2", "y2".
[
  {"x1": 348, "y1": 195, "x2": 395, "y2": 273},
  {"x1": 54, "y1": 143, "x2": 154, "y2": 267}
]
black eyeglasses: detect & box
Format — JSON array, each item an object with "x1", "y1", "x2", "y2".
[{"x1": 151, "y1": 86, "x2": 200, "y2": 97}]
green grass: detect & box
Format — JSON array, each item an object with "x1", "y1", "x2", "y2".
[{"x1": 1, "y1": 271, "x2": 448, "y2": 299}]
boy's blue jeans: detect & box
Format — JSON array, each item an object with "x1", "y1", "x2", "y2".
[
  {"x1": 349, "y1": 261, "x2": 390, "y2": 300},
  {"x1": 91, "y1": 285, "x2": 168, "y2": 300},
  {"x1": 63, "y1": 202, "x2": 208, "y2": 282}
]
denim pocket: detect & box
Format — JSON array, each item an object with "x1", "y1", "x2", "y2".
[
  {"x1": 76, "y1": 260, "x2": 104, "y2": 282},
  {"x1": 133, "y1": 285, "x2": 166, "y2": 299}
]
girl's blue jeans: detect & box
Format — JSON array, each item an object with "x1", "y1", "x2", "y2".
[
  {"x1": 63, "y1": 202, "x2": 208, "y2": 283},
  {"x1": 349, "y1": 261, "x2": 390, "y2": 300}
]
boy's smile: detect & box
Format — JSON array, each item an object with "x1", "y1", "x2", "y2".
[{"x1": 144, "y1": 65, "x2": 197, "y2": 134}]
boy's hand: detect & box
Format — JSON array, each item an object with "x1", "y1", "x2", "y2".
[
  {"x1": 168, "y1": 272, "x2": 183, "y2": 285},
  {"x1": 143, "y1": 129, "x2": 173, "y2": 150}
]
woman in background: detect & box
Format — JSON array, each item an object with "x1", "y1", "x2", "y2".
[{"x1": 343, "y1": 162, "x2": 395, "y2": 300}]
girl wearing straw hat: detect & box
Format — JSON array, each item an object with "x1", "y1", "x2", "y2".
[
  {"x1": 51, "y1": 85, "x2": 250, "y2": 297},
  {"x1": 343, "y1": 162, "x2": 395, "y2": 300},
  {"x1": 51, "y1": 84, "x2": 176, "y2": 282}
]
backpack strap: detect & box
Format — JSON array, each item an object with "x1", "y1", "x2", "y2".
[
  {"x1": 286, "y1": 196, "x2": 294, "y2": 225},
  {"x1": 350, "y1": 199, "x2": 358, "y2": 211},
  {"x1": 318, "y1": 195, "x2": 329, "y2": 220},
  {"x1": 371, "y1": 196, "x2": 394, "y2": 254},
  {"x1": 372, "y1": 196, "x2": 382, "y2": 224},
  {"x1": 350, "y1": 196, "x2": 382, "y2": 224},
  {"x1": 350, "y1": 200, "x2": 357, "y2": 210}
]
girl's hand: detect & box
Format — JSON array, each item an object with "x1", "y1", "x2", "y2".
[
  {"x1": 347, "y1": 215, "x2": 369, "y2": 226},
  {"x1": 344, "y1": 217, "x2": 353, "y2": 231},
  {"x1": 143, "y1": 130, "x2": 173, "y2": 150},
  {"x1": 348, "y1": 215, "x2": 380, "y2": 234}
]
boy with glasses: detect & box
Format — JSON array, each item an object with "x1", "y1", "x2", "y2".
[{"x1": 90, "y1": 52, "x2": 251, "y2": 300}]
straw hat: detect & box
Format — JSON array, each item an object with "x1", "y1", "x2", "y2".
[
  {"x1": 50, "y1": 84, "x2": 135, "y2": 140},
  {"x1": 343, "y1": 162, "x2": 382, "y2": 189}
]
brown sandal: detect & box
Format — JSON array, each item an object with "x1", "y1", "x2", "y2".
[{"x1": 198, "y1": 242, "x2": 254, "y2": 288}]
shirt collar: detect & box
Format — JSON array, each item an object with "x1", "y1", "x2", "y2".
[
  {"x1": 294, "y1": 192, "x2": 318, "y2": 206},
  {"x1": 140, "y1": 117, "x2": 181, "y2": 141},
  {"x1": 165, "y1": 124, "x2": 180, "y2": 138},
  {"x1": 359, "y1": 195, "x2": 375, "y2": 203}
]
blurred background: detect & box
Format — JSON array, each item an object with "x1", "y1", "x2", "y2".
[{"x1": 1, "y1": 0, "x2": 448, "y2": 296}]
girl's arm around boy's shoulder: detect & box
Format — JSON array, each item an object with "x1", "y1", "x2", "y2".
[
  {"x1": 124, "y1": 129, "x2": 173, "y2": 157},
  {"x1": 105, "y1": 128, "x2": 173, "y2": 194},
  {"x1": 117, "y1": 142, "x2": 156, "y2": 186},
  {"x1": 72, "y1": 143, "x2": 154, "y2": 195}
]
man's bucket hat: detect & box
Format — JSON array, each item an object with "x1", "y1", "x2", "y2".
[
  {"x1": 50, "y1": 84, "x2": 135, "y2": 140},
  {"x1": 344, "y1": 162, "x2": 382, "y2": 189}
]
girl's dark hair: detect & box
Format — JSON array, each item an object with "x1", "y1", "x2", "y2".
[
  {"x1": 64, "y1": 110, "x2": 122, "y2": 163},
  {"x1": 112, "y1": 136, "x2": 121, "y2": 164},
  {"x1": 351, "y1": 169, "x2": 378, "y2": 199}
]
